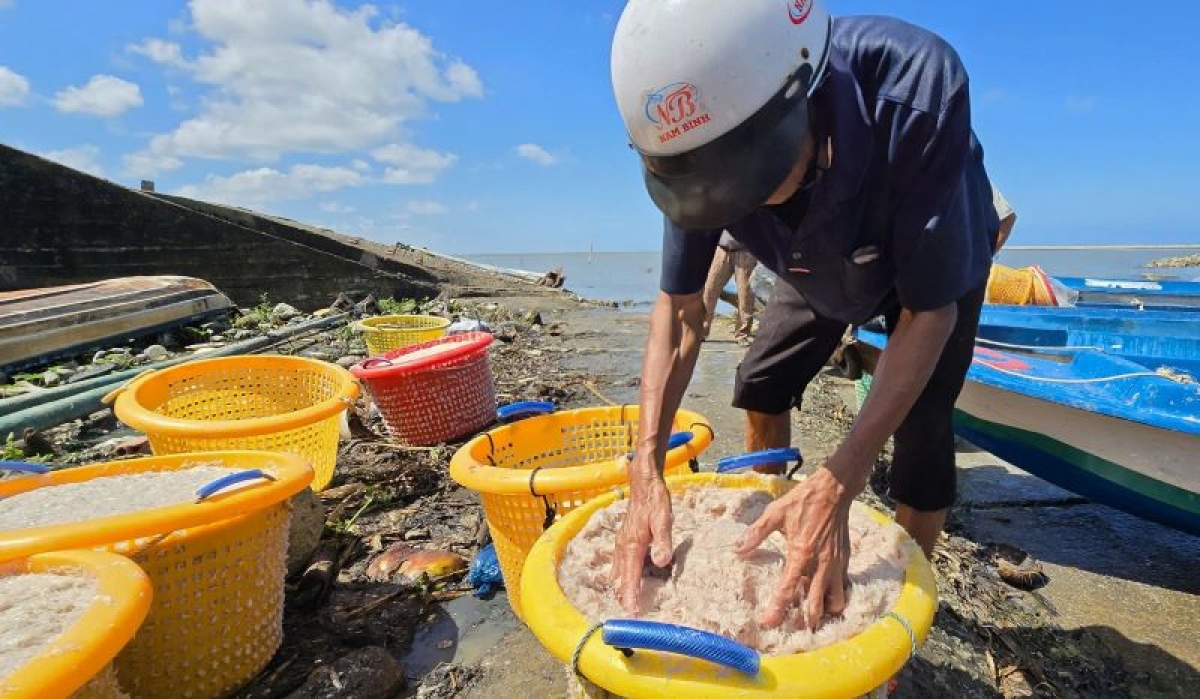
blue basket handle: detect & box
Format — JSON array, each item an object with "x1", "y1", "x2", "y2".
[
  {"x1": 624, "y1": 431, "x2": 694, "y2": 461},
  {"x1": 496, "y1": 401, "x2": 556, "y2": 423},
  {"x1": 715, "y1": 448, "x2": 802, "y2": 474},
  {"x1": 0, "y1": 461, "x2": 50, "y2": 475},
  {"x1": 195, "y1": 469, "x2": 276, "y2": 502},
  {"x1": 601, "y1": 619, "x2": 760, "y2": 675}
]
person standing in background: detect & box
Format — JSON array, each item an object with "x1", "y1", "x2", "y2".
[
  {"x1": 993, "y1": 186, "x2": 1017, "y2": 250},
  {"x1": 700, "y1": 231, "x2": 759, "y2": 345}
]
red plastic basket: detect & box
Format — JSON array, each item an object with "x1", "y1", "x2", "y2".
[{"x1": 351, "y1": 332, "x2": 496, "y2": 445}]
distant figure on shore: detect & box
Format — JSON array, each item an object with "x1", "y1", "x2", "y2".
[
  {"x1": 536, "y1": 267, "x2": 565, "y2": 288},
  {"x1": 700, "y1": 231, "x2": 758, "y2": 345},
  {"x1": 993, "y1": 186, "x2": 1017, "y2": 251}
]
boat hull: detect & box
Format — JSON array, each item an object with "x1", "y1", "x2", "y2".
[
  {"x1": 954, "y1": 381, "x2": 1200, "y2": 536},
  {"x1": 852, "y1": 327, "x2": 1200, "y2": 536},
  {"x1": 1056, "y1": 276, "x2": 1200, "y2": 310},
  {"x1": 0, "y1": 276, "x2": 231, "y2": 372}
]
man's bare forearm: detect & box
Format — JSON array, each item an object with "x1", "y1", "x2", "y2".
[
  {"x1": 828, "y1": 304, "x2": 957, "y2": 493},
  {"x1": 635, "y1": 291, "x2": 707, "y2": 472}
]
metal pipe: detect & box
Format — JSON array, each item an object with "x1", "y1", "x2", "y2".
[{"x1": 0, "y1": 312, "x2": 351, "y2": 437}]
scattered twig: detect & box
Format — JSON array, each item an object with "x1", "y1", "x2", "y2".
[
  {"x1": 580, "y1": 380, "x2": 616, "y2": 406},
  {"x1": 334, "y1": 588, "x2": 408, "y2": 622}
]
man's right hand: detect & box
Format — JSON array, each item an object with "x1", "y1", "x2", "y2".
[
  {"x1": 611, "y1": 290, "x2": 706, "y2": 614},
  {"x1": 611, "y1": 453, "x2": 674, "y2": 614}
]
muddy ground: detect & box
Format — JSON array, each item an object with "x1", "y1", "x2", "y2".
[{"x1": 7, "y1": 290, "x2": 1197, "y2": 699}]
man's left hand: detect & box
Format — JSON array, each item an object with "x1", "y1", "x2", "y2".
[{"x1": 735, "y1": 464, "x2": 858, "y2": 630}]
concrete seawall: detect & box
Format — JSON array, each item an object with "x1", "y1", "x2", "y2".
[{"x1": 0, "y1": 144, "x2": 542, "y2": 309}]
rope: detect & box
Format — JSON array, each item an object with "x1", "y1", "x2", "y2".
[
  {"x1": 688, "y1": 421, "x2": 716, "y2": 443},
  {"x1": 975, "y1": 337, "x2": 1102, "y2": 352},
  {"x1": 484, "y1": 433, "x2": 497, "y2": 464},
  {"x1": 528, "y1": 466, "x2": 556, "y2": 530},
  {"x1": 973, "y1": 358, "x2": 1194, "y2": 385},
  {"x1": 884, "y1": 611, "x2": 918, "y2": 660},
  {"x1": 571, "y1": 621, "x2": 606, "y2": 680},
  {"x1": 687, "y1": 422, "x2": 714, "y2": 473}
]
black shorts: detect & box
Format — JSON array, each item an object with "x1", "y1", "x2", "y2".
[{"x1": 732, "y1": 281, "x2": 986, "y2": 511}]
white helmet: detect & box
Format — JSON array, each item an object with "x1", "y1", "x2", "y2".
[{"x1": 611, "y1": 0, "x2": 833, "y2": 229}]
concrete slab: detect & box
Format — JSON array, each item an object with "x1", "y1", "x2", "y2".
[
  {"x1": 963, "y1": 503, "x2": 1200, "y2": 695},
  {"x1": 955, "y1": 448, "x2": 1081, "y2": 505}
]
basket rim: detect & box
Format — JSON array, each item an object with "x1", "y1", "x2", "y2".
[
  {"x1": 0, "y1": 550, "x2": 152, "y2": 699},
  {"x1": 357, "y1": 314, "x2": 451, "y2": 332},
  {"x1": 0, "y1": 450, "x2": 313, "y2": 561},
  {"x1": 519, "y1": 471, "x2": 939, "y2": 699},
  {"x1": 448, "y1": 406, "x2": 714, "y2": 495},
  {"x1": 351, "y1": 331, "x2": 493, "y2": 379},
  {"x1": 112, "y1": 354, "x2": 359, "y2": 438}
]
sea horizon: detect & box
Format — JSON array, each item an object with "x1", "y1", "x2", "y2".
[{"x1": 462, "y1": 245, "x2": 1200, "y2": 307}]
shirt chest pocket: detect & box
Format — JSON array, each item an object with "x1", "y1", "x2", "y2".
[
  {"x1": 786, "y1": 232, "x2": 894, "y2": 322},
  {"x1": 838, "y1": 244, "x2": 895, "y2": 321}
]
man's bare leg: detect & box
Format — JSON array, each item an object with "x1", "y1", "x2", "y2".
[
  {"x1": 894, "y1": 504, "x2": 947, "y2": 559},
  {"x1": 744, "y1": 410, "x2": 790, "y2": 475}
]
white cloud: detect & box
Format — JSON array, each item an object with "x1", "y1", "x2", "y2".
[
  {"x1": 126, "y1": 0, "x2": 484, "y2": 166},
  {"x1": 515, "y1": 143, "x2": 558, "y2": 166},
  {"x1": 123, "y1": 151, "x2": 184, "y2": 178},
  {"x1": 128, "y1": 39, "x2": 190, "y2": 69},
  {"x1": 373, "y1": 143, "x2": 457, "y2": 184},
  {"x1": 175, "y1": 163, "x2": 365, "y2": 207},
  {"x1": 445, "y1": 62, "x2": 483, "y2": 97},
  {"x1": 0, "y1": 66, "x2": 30, "y2": 107},
  {"x1": 1065, "y1": 95, "x2": 1097, "y2": 115},
  {"x1": 352, "y1": 159, "x2": 371, "y2": 171},
  {"x1": 319, "y1": 201, "x2": 355, "y2": 214},
  {"x1": 54, "y1": 75, "x2": 144, "y2": 116},
  {"x1": 407, "y1": 199, "x2": 448, "y2": 216},
  {"x1": 41, "y1": 145, "x2": 106, "y2": 178}
]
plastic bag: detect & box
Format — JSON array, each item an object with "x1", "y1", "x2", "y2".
[
  {"x1": 749, "y1": 265, "x2": 777, "y2": 306},
  {"x1": 1045, "y1": 275, "x2": 1079, "y2": 307},
  {"x1": 446, "y1": 318, "x2": 492, "y2": 335},
  {"x1": 466, "y1": 543, "x2": 504, "y2": 598}
]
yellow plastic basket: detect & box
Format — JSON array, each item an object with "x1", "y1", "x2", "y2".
[
  {"x1": 109, "y1": 354, "x2": 358, "y2": 491},
  {"x1": 521, "y1": 472, "x2": 938, "y2": 699},
  {"x1": 448, "y1": 404, "x2": 713, "y2": 619},
  {"x1": 0, "y1": 550, "x2": 152, "y2": 699},
  {"x1": 0, "y1": 451, "x2": 314, "y2": 699},
  {"x1": 358, "y1": 314, "x2": 450, "y2": 355}
]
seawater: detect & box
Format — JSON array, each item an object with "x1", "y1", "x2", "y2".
[{"x1": 465, "y1": 247, "x2": 1200, "y2": 307}]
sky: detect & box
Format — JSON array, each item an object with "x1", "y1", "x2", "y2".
[{"x1": 1, "y1": 1, "x2": 1197, "y2": 254}]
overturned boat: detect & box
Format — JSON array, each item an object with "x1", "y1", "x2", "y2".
[{"x1": 0, "y1": 276, "x2": 231, "y2": 373}]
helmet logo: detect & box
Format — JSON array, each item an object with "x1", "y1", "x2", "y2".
[
  {"x1": 788, "y1": 0, "x2": 813, "y2": 24},
  {"x1": 644, "y1": 82, "x2": 711, "y2": 145}
]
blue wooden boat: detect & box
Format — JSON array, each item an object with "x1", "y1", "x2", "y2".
[
  {"x1": 854, "y1": 309, "x2": 1200, "y2": 536},
  {"x1": 1055, "y1": 276, "x2": 1200, "y2": 310},
  {"x1": 976, "y1": 305, "x2": 1200, "y2": 375}
]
